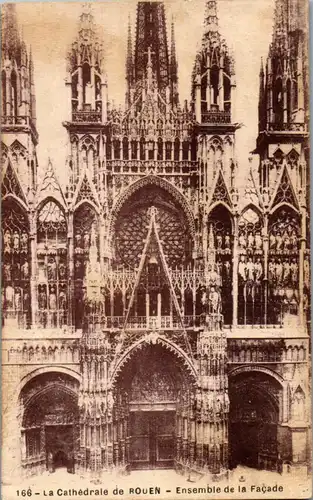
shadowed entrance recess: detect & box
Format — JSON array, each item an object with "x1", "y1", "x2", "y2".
[{"x1": 114, "y1": 342, "x2": 194, "y2": 470}]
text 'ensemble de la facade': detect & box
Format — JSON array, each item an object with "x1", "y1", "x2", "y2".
[{"x1": 1, "y1": 0, "x2": 311, "y2": 482}]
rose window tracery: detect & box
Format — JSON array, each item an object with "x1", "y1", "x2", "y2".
[{"x1": 114, "y1": 186, "x2": 192, "y2": 269}]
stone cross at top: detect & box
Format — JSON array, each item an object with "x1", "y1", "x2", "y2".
[{"x1": 144, "y1": 46, "x2": 156, "y2": 91}]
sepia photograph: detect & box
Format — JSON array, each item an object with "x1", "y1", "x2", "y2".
[{"x1": 1, "y1": 0, "x2": 311, "y2": 498}]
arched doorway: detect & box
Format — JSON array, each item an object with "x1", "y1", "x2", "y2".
[
  {"x1": 113, "y1": 342, "x2": 195, "y2": 470},
  {"x1": 20, "y1": 372, "x2": 79, "y2": 476},
  {"x1": 229, "y1": 371, "x2": 282, "y2": 472}
]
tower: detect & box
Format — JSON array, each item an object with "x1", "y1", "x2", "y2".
[
  {"x1": 255, "y1": 0, "x2": 309, "y2": 324},
  {"x1": 63, "y1": 4, "x2": 108, "y2": 189},
  {"x1": 192, "y1": 0, "x2": 238, "y2": 326},
  {"x1": 1, "y1": 3, "x2": 38, "y2": 194}
]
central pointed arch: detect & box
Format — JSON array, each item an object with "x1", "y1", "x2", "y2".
[{"x1": 108, "y1": 175, "x2": 196, "y2": 242}]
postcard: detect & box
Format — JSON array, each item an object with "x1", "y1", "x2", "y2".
[{"x1": 1, "y1": 0, "x2": 311, "y2": 498}]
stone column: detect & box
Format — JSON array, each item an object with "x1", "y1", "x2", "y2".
[
  {"x1": 68, "y1": 211, "x2": 74, "y2": 327},
  {"x1": 232, "y1": 215, "x2": 239, "y2": 326},
  {"x1": 30, "y1": 211, "x2": 38, "y2": 327}
]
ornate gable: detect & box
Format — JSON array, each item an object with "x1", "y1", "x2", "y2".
[
  {"x1": 270, "y1": 165, "x2": 299, "y2": 211},
  {"x1": 1, "y1": 160, "x2": 27, "y2": 205},
  {"x1": 36, "y1": 160, "x2": 66, "y2": 209},
  {"x1": 210, "y1": 170, "x2": 232, "y2": 207},
  {"x1": 72, "y1": 169, "x2": 100, "y2": 209}
]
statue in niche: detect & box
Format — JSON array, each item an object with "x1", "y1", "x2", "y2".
[
  {"x1": 224, "y1": 232, "x2": 231, "y2": 253},
  {"x1": 283, "y1": 259, "x2": 291, "y2": 285},
  {"x1": 282, "y1": 229, "x2": 291, "y2": 253},
  {"x1": 238, "y1": 231, "x2": 246, "y2": 251},
  {"x1": 58, "y1": 262, "x2": 66, "y2": 280},
  {"x1": 38, "y1": 286, "x2": 47, "y2": 309},
  {"x1": 304, "y1": 256, "x2": 310, "y2": 288},
  {"x1": 49, "y1": 286, "x2": 57, "y2": 310},
  {"x1": 224, "y1": 260, "x2": 231, "y2": 279},
  {"x1": 275, "y1": 259, "x2": 283, "y2": 285},
  {"x1": 254, "y1": 257, "x2": 263, "y2": 282},
  {"x1": 21, "y1": 260, "x2": 29, "y2": 280},
  {"x1": 292, "y1": 388, "x2": 305, "y2": 421},
  {"x1": 3, "y1": 262, "x2": 11, "y2": 281},
  {"x1": 14, "y1": 287, "x2": 21, "y2": 310},
  {"x1": 59, "y1": 288, "x2": 67, "y2": 310},
  {"x1": 5, "y1": 285, "x2": 14, "y2": 308},
  {"x1": 290, "y1": 229, "x2": 298, "y2": 253},
  {"x1": 83, "y1": 231, "x2": 90, "y2": 251},
  {"x1": 216, "y1": 233, "x2": 223, "y2": 251},
  {"x1": 21, "y1": 231, "x2": 28, "y2": 253},
  {"x1": 291, "y1": 258, "x2": 299, "y2": 285},
  {"x1": 268, "y1": 258, "x2": 275, "y2": 282},
  {"x1": 255, "y1": 231, "x2": 263, "y2": 253},
  {"x1": 47, "y1": 258, "x2": 57, "y2": 281},
  {"x1": 247, "y1": 231, "x2": 254, "y2": 251},
  {"x1": 3, "y1": 230, "x2": 11, "y2": 253},
  {"x1": 13, "y1": 231, "x2": 20, "y2": 253},
  {"x1": 209, "y1": 285, "x2": 221, "y2": 314},
  {"x1": 238, "y1": 255, "x2": 247, "y2": 281},
  {"x1": 276, "y1": 231, "x2": 283, "y2": 254},
  {"x1": 246, "y1": 257, "x2": 254, "y2": 281},
  {"x1": 75, "y1": 233, "x2": 82, "y2": 252},
  {"x1": 269, "y1": 232, "x2": 276, "y2": 252}
]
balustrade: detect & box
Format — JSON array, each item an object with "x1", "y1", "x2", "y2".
[
  {"x1": 107, "y1": 159, "x2": 197, "y2": 175},
  {"x1": 201, "y1": 111, "x2": 231, "y2": 124},
  {"x1": 85, "y1": 315, "x2": 206, "y2": 332}
]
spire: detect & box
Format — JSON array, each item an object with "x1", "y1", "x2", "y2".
[
  {"x1": 134, "y1": 2, "x2": 170, "y2": 98},
  {"x1": 78, "y1": 2, "x2": 96, "y2": 41},
  {"x1": 126, "y1": 15, "x2": 134, "y2": 87},
  {"x1": 203, "y1": 0, "x2": 219, "y2": 43},
  {"x1": 170, "y1": 18, "x2": 178, "y2": 84},
  {"x1": 272, "y1": 0, "x2": 288, "y2": 53},
  {"x1": 29, "y1": 46, "x2": 36, "y2": 125},
  {"x1": 1, "y1": 3, "x2": 21, "y2": 61}
]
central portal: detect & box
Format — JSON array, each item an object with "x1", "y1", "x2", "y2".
[
  {"x1": 114, "y1": 342, "x2": 195, "y2": 472},
  {"x1": 130, "y1": 411, "x2": 175, "y2": 469}
]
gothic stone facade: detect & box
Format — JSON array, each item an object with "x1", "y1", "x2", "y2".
[{"x1": 1, "y1": 0, "x2": 310, "y2": 482}]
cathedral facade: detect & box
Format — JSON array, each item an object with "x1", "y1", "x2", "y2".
[{"x1": 1, "y1": 0, "x2": 310, "y2": 482}]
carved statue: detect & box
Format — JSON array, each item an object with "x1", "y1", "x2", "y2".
[
  {"x1": 209, "y1": 286, "x2": 221, "y2": 314},
  {"x1": 290, "y1": 230, "x2": 298, "y2": 253},
  {"x1": 255, "y1": 231, "x2": 263, "y2": 253},
  {"x1": 247, "y1": 231, "x2": 254, "y2": 250},
  {"x1": 246, "y1": 257, "x2": 254, "y2": 281},
  {"x1": 238, "y1": 232, "x2": 246, "y2": 250},
  {"x1": 275, "y1": 259, "x2": 283, "y2": 285},
  {"x1": 21, "y1": 261, "x2": 29, "y2": 280},
  {"x1": 14, "y1": 288, "x2": 21, "y2": 310},
  {"x1": 283, "y1": 260, "x2": 291, "y2": 284},
  {"x1": 254, "y1": 258, "x2": 263, "y2": 281},
  {"x1": 276, "y1": 231, "x2": 283, "y2": 253},
  {"x1": 3, "y1": 230, "x2": 11, "y2": 253},
  {"x1": 3, "y1": 263, "x2": 11, "y2": 281},
  {"x1": 269, "y1": 232, "x2": 276, "y2": 251},
  {"x1": 38, "y1": 286, "x2": 47, "y2": 309},
  {"x1": 238, "y1": 255, "x2": 247, "y2": 281},
  {"x1": 282, "y1": 230, "x2": 291, "y2": 253},
  {"x1": 21, "y1": 231, "x2": 28, "y2": 253},
  {"x1": 49, "y1": 288, "x2": 57, "y2": 310},
  {"x1": 13, "y1": 231, "x2": 20, "y2": 252},
  {"x1": 47, "y1": 258, "x2": 57, "y2": 281}
]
